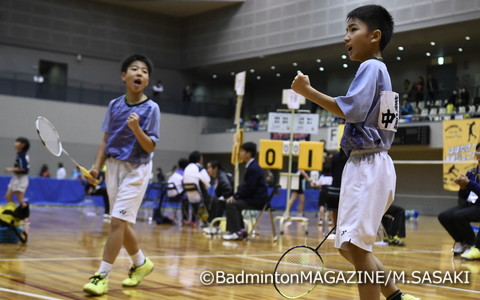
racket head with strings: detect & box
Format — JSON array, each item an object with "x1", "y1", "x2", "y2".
[
  {"x1": 273, "y1": 245, "x2": 324, "y2": 299},
  {"x1": 273, "y1": 225, "x2": 336, "y2": 299},
  {"x1": 35, "y1": 116, "x2": 63, "y2": 157},
  {"x1": 35, "y1": 116, "x2": 99, "y2": 186}
]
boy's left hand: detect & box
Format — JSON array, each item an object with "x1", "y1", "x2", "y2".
[
  {"x1": 291, "y1": 71, "x2": 311, "y2": 97},
  {"x1": 127, "y1": 113, "x2": 140, "y2": 130}
]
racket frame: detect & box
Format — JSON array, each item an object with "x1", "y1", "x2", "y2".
[
  {"x1": 273, "y1": 226, "x2": 337, "y2": 299},
  {"x1": 35, "y1": 116, "x2": 99, "y2": 185}
]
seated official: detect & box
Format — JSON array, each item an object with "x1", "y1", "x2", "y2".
[
  {"x1": 203, "y1": 160, "x2": 234, "y2": 234},
  {"x1": 183, "y1": 151, "x2": 211, "y2": 226},
  {"x1": 223, "y1": 142, "x2": 268, "y2": 241},
  {"x1": 438, "y1": 143, "x2": 480, "y2": 257},
  {"x1": 158, "y1": 158, "x2": 189, "y2": 223}
]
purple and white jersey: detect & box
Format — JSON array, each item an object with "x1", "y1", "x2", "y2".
[
  {"x1": 102, "y1": 95, "x2": 160, "y2": 164},
  {"x1": 335, "y1": 59, "x2": 396, "y2": 156}
]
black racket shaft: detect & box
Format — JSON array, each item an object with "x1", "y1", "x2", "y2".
[{"x1": 314, "y1": 225, "x2": 336, "y2": 252}]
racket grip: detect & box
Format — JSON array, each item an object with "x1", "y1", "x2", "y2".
[{"x1": 80, "y1": 167, "x2": 99, "y2": 186}]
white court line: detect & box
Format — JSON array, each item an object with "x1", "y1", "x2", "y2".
[
  {"x1": 239, "y1": 255, "x2": 480, "y2": 296},
  {"x1": 0, "y1": 287, "x2": 63, "y2": 300},
  {"x1": 0, "y1": 248, "x2": 445, "y2": 263}
]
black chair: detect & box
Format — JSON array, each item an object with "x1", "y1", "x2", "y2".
[
  {"x1": 247, "y1": 184, "x2": 281, "y2": 241},
  {"x1": 161, "y1": 182, "x2": 184, "y2": 224},
  {"x1": 140, "y1": 182, "x2": 163, "y2": 223}
]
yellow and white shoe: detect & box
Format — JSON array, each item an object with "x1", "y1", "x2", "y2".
[
  {"x1": 122, "y1": 258, "x2": 154, "y2": 287},
  {"x1": 83, "y1": 273, "x2": 108, "y2": 296}
]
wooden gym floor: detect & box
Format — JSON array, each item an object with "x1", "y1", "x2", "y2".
[{"x1": 0, "y1": 206, "x2": 479, "y2": 300}]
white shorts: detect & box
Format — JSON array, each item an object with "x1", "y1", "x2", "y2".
[
  {"x1": 8, "y1": 174, "x2": 29, "y2": 193},
  {"x1": 335, "y1": 150, "x2": 396, "y2": 252},
  {"x1": 106, "y1": 158, "x2": 152, "y2": 224}
]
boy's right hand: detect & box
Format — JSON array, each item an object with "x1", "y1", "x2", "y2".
[
  {"x1": 291, "y1": 71, "x2": 311, "y2": 97},
  {"x1": 87, "y1": 168, "x2": 99, "y2": 185}
]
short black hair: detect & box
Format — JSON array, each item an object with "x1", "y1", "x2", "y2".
[
  {"x1": 16, "y1": 137, "x2": 30, "y2": 152},
  {"x1": 208, "y1": 160, "x2": 222, "y2": 170},
  {"x1": 476, "y1": 143, "x2": 480, "y2": 151},
  {"x1": 241, "y1": 142, "x2": 257, "y2": 157},
  {"x1": 178, "y1": 158, "x2": 190, "y2": 170},
  {"x1": 189, "y1": 151, "x2": 202, "y2": 163},
  {"x1": 120, "y1": 54, "x2": 153, "y2": 76},
  {"x1": 347, "y1": 5, "x2": 394, "y2": 51}
]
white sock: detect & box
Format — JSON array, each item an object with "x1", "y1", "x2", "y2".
[
  {"x1": 97, "y1": 261, "x2": 113, "y2": 278},
  {"x1": 131, "y1": 250, "x2": 146, "y2": 267}
]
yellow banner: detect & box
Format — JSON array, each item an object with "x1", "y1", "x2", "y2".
[{"x1": 443, "y1": 119, "x2": 480, "y2": 191}]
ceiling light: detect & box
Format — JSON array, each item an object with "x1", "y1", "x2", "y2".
[
  {"x1": 465, "y1": 36, "x2": 471, "y2": 40},
  {"x1": 230, "y1": 72, "x2": 235, "y2": 76},
  {"x1": 256, "y1": 76, "x2": 261, "y2": 80},
  {"x1": 316, "y1": 58, "x2": 321, "y2": 63},
  {"x1": 276, "y1": 73, "x2": 281, "y2": 77},
  {"x1": 249, "y1": 69, "x2": 255, "y2": 73},
  {"x1": 398, "y1": 46, "x2": 404, "y2": 51},
  {"x1": 292, "y1": 62, "x2": 298, "y2": 67},
  {"x1": 458, "y1": 48, "x2": 463, "y2": 52},
  {"x1": 426, "y1": 52, "x2": 431, "y2": 57},
  {"x1": 343, "y1": 64, "x2": 348, "y2": 68},
  {"x1": 270, "y1": 66, "x2": 276, "y2": 70},
  {"x1": 341, "y1": 55, "x2": 347, "y2": 59},
  {"x1": 430, "y1": 42, "x2": 436, "y2": 46},
  {"x1": 212, "y1": 74, "x2": 217, "y2": 79},
  {"x1": 438, "y1": 57, "x2": 444, "y2": 65},
  {"x1": 396, "y1": 56, "x2": 401, "y2": 61},
  {"x1": 319, "y1": 67, "x2": 325, "y2": 71}
]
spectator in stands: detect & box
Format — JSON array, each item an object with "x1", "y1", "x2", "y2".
[
  {"x1": 459, "y1": 87, "x2": 470, "y2": 107},
  {"x1": 438, "y1": 142, "x2": 480, "y2": 256},
  {"x1": 39, "y1": 164, "x2": 50, "y2": 177},
  {"x1": 426, "y1": 73, "x2": 438, "y2": 101},
  {"x1": 203, "y1": 160, "x2": 234, "y2": 234},
  {"x1": 412, "y1": 76, "x2": 425, "y2": 102},
  {"x1": 182, "y1": 84, "x2": 193, "y2": 102},
  {"x1": 223, "y1": 142, "x2": 268, "y2": 241},
  {"x1": 71, "y1": 166, "x2": 82, "y2": 180},
  {"x1": 400, "y1": 99, "x2": 415, "y2": 116},
  {"x1": 56, "y1": 162, "x2": 66, "y2": 179},
  {"x1": 152, "y1": 80, "x2": 164, "y2": 99},
  {"x1": 183, "y1": 151, "x2": 211, "y2": 226},
  {"x1": 402, "y1": 79, "x2": 412, "y2": 101}
]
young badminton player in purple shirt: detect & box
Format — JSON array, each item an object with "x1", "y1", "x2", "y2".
[
  {"x1": 292, "y1": 5, "x2": 418, "y2": 300},
  {"x1": 83, "y1": 54, "x2": 160, "y2": 296}
]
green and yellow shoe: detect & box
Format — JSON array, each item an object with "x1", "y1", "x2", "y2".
[
  {"x1": 461, "y1": 247, "x2": 480, "y2": 260},
  {"x1": 122, "y1": 257, "x2": 154, "y2": 287},
  {"x1": 83, "y1": 272, "x2": 108, "y2": 296}
]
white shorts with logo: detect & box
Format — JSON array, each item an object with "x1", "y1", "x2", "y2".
[
  {"x1": 8, "y1": 174, "x2": 29, "y2": 193},
  {"x1": 106, "y1": 158, "x2": 152, "y2": 224},
  {"x1": 335, "y1": 150, "x2": 396, "y2": 252}
]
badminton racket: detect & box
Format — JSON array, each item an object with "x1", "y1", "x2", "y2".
[
  {"x1": 35, "y1": 116, "x2": 99, "y2": 185},
  {"x1": 273, "y1": 225, "x2": 336, "y2": 299}
]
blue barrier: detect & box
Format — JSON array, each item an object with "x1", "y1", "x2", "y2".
[{"x1": 0, "y1": 175, "x2": 322, "y2": 212}]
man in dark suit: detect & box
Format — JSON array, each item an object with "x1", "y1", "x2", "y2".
[{"x1": 223, "y1": 142, "x2": 268, "y2": 241}]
